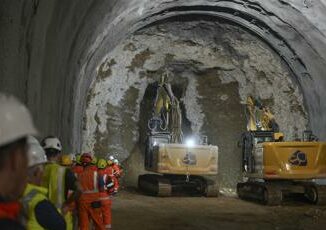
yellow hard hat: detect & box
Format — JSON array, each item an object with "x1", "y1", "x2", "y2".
[
  {"x1": 97, "y1": 159, "x2": 108, "y2": 169},
  {"x1": 92, "y1": 155, "x2": 98, "y2": 165},
  {"x1": 61, "y1": 154, "x2": 73, "y2": 166},
  {"x1": 76, "y1": 154, "x2": 81, "y2": 164}
]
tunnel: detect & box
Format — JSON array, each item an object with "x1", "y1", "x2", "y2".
[{"x1": 1, "y1": 0, "x2": 326, "y2": 229}]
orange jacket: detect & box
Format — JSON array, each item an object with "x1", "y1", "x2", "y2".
[
  {"x1": 98, "y1": 167, "x2": 115, "y2": 196},
  {"x1": 112, "y1": 164, "x2": 122, "y2": 178},
  {"x1": 71, "y1": 165, "x2": 83, "y2": 175},
  {"x1": 75, "y1": 165, "x2": 99, "y2": 201}
]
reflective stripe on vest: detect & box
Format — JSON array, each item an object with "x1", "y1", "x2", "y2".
[
  {"x1": 21, "y1": 189, "x2": 38, "y2": 215},
  {"x1": 103, "y1": 174, "x2": 108, "y2": 190},
  {"x1": 99, "y1": 196, "x2": 111, "y2": 201},
  {"x1": 56, "y1": 166, "x2": 66, "y2": 209}
]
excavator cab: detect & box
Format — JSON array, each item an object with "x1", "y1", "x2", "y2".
[
  {"x1": 241, "y1": 131, "x2": 274, "y2": 173},
  {"x1": 145, "y1": 132, "x2": 170, "y2": 169}
]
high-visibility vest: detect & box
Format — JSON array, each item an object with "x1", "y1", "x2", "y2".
[
  {"x1": 42, "y1": 162, "x2": 66, "y2": 209},
  {"x1": 71, "y1": 165, "x2": 83, "y2": 177},
  {"x1": 21, "y1": 183, "x2": 48, "y2": 230},
  {"x1": 76, "y1": 166, "x2": 99, "y2": 194}
]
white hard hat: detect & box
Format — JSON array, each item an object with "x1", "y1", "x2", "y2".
[
  {"x1": 0, "y1": 94, "x2": 38, "y2": 147},
  {"x1": 109, "y1": 155, "x2": 115, "y2": 161},
  {"x1": 113, "y1": 159, "x2": 119, "y2": 164},
  {"x1": 41, "y1": 136, "x2": 62, "y2": 151},
  {"x1": 27, "y1": 136, "x2": 47, "y2": 167}
]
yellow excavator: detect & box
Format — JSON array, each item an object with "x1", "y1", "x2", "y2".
[
  {"x1": 138, "y1": 73, "x2": 219, "y2": 197},
  {"x1": 237, "y1": 96, "x2": 326, "y2": 205}
]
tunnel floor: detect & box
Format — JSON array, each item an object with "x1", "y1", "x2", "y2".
[{"x1": 112, "y1": 190, "x2": 326, "y2": 230}]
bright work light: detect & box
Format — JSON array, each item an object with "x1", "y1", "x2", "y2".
[{"x1": 185, "y1": 138, "x2": 195, "y2": 148}]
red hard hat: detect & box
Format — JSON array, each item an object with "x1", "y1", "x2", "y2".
[{"x1": 81, "y1": 153, "x2": 92, "y2": 164}]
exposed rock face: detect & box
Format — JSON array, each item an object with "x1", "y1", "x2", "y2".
[{"x1": 83, "y1": 20, "x2": 307, "y2": 192}]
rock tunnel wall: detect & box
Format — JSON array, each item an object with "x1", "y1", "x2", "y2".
[
  {"x1": 83, "y1": 20, "x2": 308, "y2": 192},
  {"x1": 1, "y1": 0, "x2": 326, "y2": 157}
]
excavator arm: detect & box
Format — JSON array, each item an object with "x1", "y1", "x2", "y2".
[
  {"x1": 246, "y1": 96, "x2": 279, "y2": 133},
  {"x1": 148, "y1": 73, "x2": 183, "y2": 143}
]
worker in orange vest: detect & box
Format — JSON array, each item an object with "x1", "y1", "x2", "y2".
[
  {"x1": 107, "y1": 157, "x2": 119, "y2": 195},
  {"x1": 76, "y1": 153, "x2": 104, "y2": 230},
  {"x1": 97, "y1": 159, "x2": 115, "y2": 229},
  {"x1": 112, "y1": 158, "x2": 123, "y2": 194}
]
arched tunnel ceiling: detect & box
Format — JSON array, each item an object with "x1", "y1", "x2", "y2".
[{"x1": 1, "y1": 0, "x2": 326, "y2": 153}]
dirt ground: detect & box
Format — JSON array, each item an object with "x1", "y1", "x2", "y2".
[{"x1": 112, "y1": 189, "x2": 326, "y2": 230}]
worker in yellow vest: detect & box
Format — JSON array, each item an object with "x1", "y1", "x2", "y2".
[
  {"x1": 22, "y1": 136, "x2": 66, "y2": 230},
  {"x1": 41, "y1": 136, "x2": 78, "y2": 230}
]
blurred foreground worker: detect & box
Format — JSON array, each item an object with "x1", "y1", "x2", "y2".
[
  {"x1": 98, "y1": 159, "x2": 115, "y2": 229},
  {"x1": 22, "y1": 136, "x2": 66, "y2": 230},
  {"x1": 41, "y1": 137, "x2": 77, "y2": 228},
  {"x1": 0, "y1": 94, "x2": 37, "y2": 229},
  {"x1": 76, "y1": 153, "x2": 104, "y2": 230}
]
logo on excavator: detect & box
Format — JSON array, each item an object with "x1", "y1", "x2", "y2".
[
  {"x1": 183, "y1": 152, "x2": 197, "y2": 165},
  {"x1": 289, "y1": 150, "x2": 307, "y2": 166}
]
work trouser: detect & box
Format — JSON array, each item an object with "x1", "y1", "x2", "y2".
[
  {"x1": 100, "y1": 195, "x2": 112, "y2": 229},
  {"x1": 78, "y1": 194, "x2": 104, "y2": 230}
]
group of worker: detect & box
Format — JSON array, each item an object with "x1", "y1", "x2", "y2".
[{"x1": 0, "y1": 94, "x2": 122, "y2": 230}]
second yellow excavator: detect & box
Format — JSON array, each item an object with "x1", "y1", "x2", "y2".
[{"x1": 237, "y1": 96, "x2": 326, "y2": 205}]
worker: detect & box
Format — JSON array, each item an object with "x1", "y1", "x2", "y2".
[
  {"x1": 41, "y1": 136, "x2": 78, "y2": 228},
  {"x1": 97, "y1": 159, "x2": 115, "y2": 229},
  {"x1": 107, "y1": 159, "x2": 119, "y2": 194},
  {"x1": 59, "y1": 154, "x2": 75, "y2": 230},
  {"x1": 21, "y1": 136, "x2": 66, "y2": 230},
  {"x1": 112, "y1": 159, "x2": 123, "y2": 193},
  {"x1": 0, "y1": 94, "x2": 37, "y2": 229},
  {"x1": 76, "y1": 153, "x2": 104, "y2": 230}
]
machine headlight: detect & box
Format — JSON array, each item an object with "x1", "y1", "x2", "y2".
[{"x1": 185, "y1": 138, "x2": 195, "y2": 148}]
